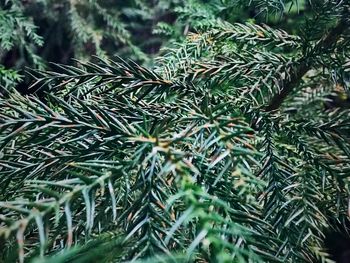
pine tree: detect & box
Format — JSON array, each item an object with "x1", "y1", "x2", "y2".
[{"x1": 1, "y1": 0, "x2": 350, "y2": 262}]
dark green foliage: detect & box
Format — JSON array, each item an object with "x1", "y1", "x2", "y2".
[
  {"x1": 1, "y1": 0, "x2": 350, "y2": 262},
  {"x1": 0, "y1": 0, "x2": 180, "y2": 90}
]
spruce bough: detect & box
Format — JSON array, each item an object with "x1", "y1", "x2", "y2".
[{"x1": 1, "y1": 1, "x2": 350, "y2": 262}]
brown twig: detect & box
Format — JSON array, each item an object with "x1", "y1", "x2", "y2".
[{"x1": 265, "y1": 14, "x2": 349, "y2": 112}]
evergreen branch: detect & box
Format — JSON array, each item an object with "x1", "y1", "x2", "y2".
[
  {"x1": 265, "y1": 12, "x2": 349, "y2": 111},
  {"x1": 2, "y1": 1, "x2": 350, "y2": 261},
  {"x1": 29, "y1": 57, "x2": 192, "y2": 100}
]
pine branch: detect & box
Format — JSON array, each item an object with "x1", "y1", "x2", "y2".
[{"x1": 265, "y1": 13, "x2": 349, "y2": 111}]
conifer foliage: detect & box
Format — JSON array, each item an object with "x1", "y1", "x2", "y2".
[
  {"x1": 1, "y1": 0, "x2": 350, "y2": 262},
  {"x1": 0, "y1": 0, "x2": 177, "y2": 88}
]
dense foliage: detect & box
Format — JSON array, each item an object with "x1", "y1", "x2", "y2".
[
  {"x1": 1, "y1": 0, "x2": 350, "y2": 262},
  {"x1": 0, "y1": 0, "x2": 181, "y2": 89}
]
